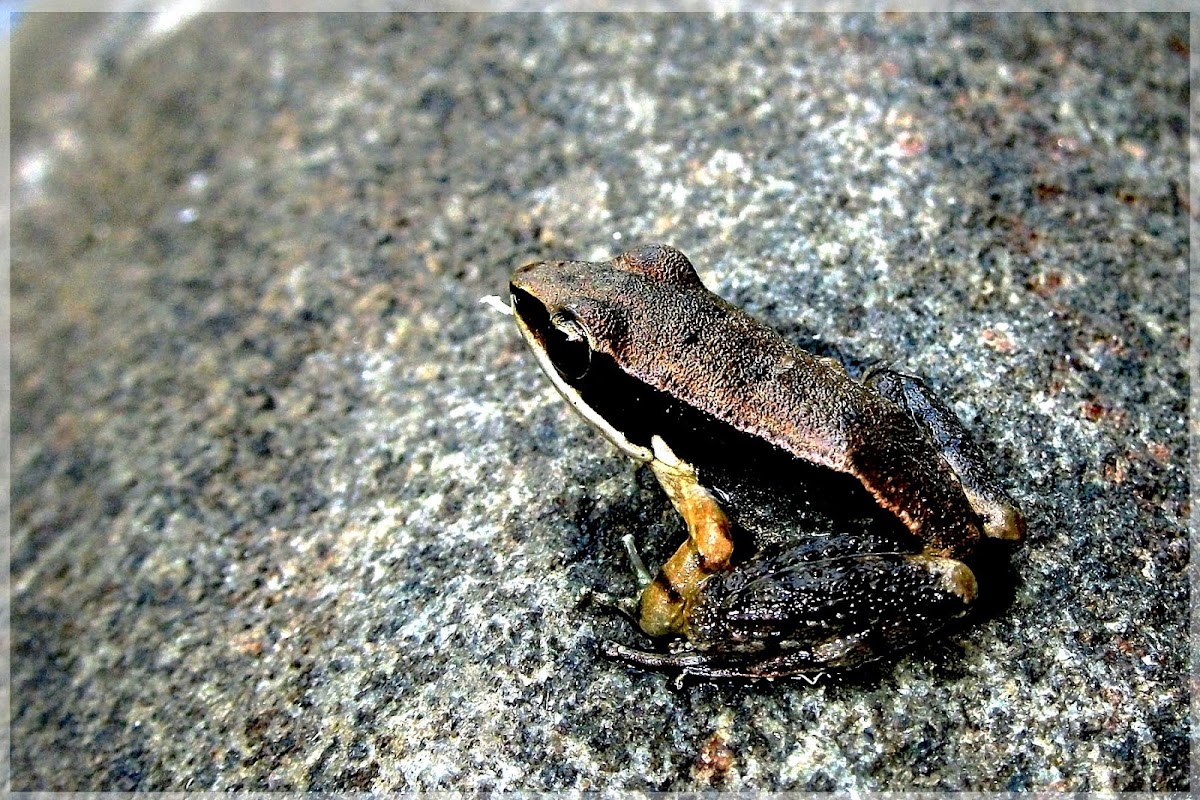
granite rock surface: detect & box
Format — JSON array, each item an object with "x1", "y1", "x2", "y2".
[{"x1": 10, "y1": 12, "x2": 1191, "y2": 791}]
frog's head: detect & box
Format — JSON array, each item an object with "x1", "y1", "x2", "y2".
[
  {"x1": 510, "y1": 245, "x2": 703, "y2": 375},
  {"x1": 509, "y1": 258, "x2": 624, "y2": 384},
  {"x1": 509, "y1": 245, "x2": 704, "y2": 461},
  {"x1": 510, "y1": 244, "x2": 707, "y2": 377}
]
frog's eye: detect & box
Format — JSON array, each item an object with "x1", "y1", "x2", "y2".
[{"x1": 547, "y1": 310, "x2": 594, "y2": 381}]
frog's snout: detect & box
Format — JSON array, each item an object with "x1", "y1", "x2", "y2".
[
  {"x1": 508, "y1": 259, "x2": 560, "y2": 301},
  {"x1": 510, "y1": 260, "x2": 540, "y2": 283}
]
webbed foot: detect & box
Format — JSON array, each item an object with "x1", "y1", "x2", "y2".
[{"x1": 601, "y1": 638, "x2": 832, "y2": 681}]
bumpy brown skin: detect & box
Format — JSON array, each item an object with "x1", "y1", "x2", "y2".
[
  {"x1": 512, "y1": 245, "x2": 984, "y2": 559},
  {"x1": 511, "y1": 244, "x2": 1024, "y2": 677}
]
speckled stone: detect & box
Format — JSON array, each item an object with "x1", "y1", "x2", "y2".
[{"x1": 10, "y1": 12, "x2": 1190, "y2": 791}]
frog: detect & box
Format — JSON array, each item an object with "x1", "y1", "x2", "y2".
[{"x1": 509, "y1": 244, "x2": 1024, "y2": 679}]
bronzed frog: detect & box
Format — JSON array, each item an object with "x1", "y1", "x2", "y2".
[{"x1": 510, "y1": 244, "x2": 1024, "y2": 678}]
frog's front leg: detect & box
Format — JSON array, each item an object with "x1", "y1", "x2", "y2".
[
  {"x1": 864, "y1": 366, "x2": 1025, "y2": 542},
  {"x1": 608, "y1": 533, "x2": 977, "y2": 678},
  {"x1": 633, "y1": 435, "x2": 735, "y2": 638}
]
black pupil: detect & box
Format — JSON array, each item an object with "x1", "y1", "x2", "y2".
[{"x1": 546, "y1": 319, "x2": 591, "y2": 381}]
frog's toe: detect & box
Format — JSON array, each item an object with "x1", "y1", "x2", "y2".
[
  {"x1": 976, "y1": 498, "x2": 1026, "y2": 542},
  {"x1": 600, "y1": 639, "x2": 834, "y2": 680},
  {"x1": 584, "y1": 591, "x2": 642, "y2": 625},
  {"x1": 619, "y1": 533, "x2": 654, "y2": 588},
  {"x1": 601, "y1": 639, "x2": 751, "y2": 678}
]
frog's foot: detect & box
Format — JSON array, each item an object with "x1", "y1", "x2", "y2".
[
  {"x1": 582, "y1": 588, "x2": 642, "y2": 625},
  {"x1": 863, "y1": 366, "x2": 1025, "y2": 542},
  {"x1": 601, "y1": 639, "x2": 835, "y2": 681},
  {"x1": 620, "y1": 533, "x2": 654, "y2": 589},
  {"x1": 621, "y1": 529, "x2": 710, "y2": 640},
  {"x1": 582, "y1": 535, "x2": 664, "y2": 628}
]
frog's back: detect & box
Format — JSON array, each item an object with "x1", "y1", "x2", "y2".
[{"x1": 599, "y1": 267, "x2": 981, "y2": 556}]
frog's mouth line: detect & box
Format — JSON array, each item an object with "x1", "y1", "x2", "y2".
[{"x1": 510, "y1": 286, "x2": 654, "y2": 463}]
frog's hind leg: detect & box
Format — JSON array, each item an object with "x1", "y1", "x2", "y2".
[
  {"x1": 604, "y1": 534, "x2": 979, "y2": 678},
  {"x1": 863, "y1": 367, "x2": 1025, "y2": 542}
]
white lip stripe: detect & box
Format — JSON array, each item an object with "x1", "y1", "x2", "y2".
[{"x1": 514, "y1": 304, "x2": 654, "y2": 463}]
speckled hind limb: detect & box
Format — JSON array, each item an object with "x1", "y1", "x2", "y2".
[{"x1": 606, "y1": 534, "x2": 978, "y2": 678}]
